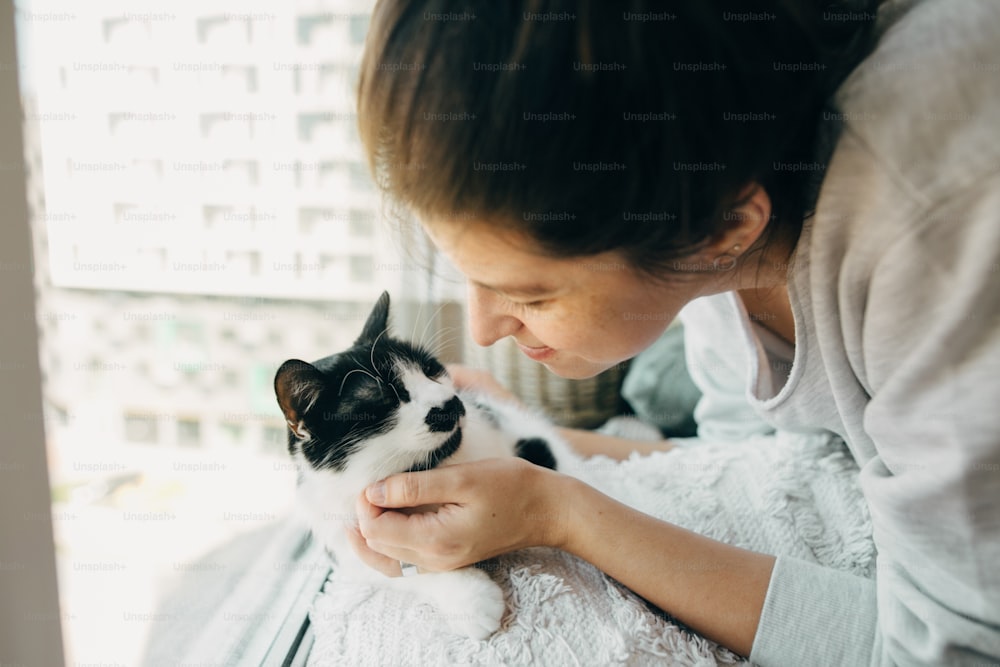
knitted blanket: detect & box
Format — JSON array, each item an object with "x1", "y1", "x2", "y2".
[{"x1": 307, "y1": 426, "x2": 875, "y2": 666}]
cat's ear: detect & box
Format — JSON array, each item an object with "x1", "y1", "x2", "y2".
[
  {"x1": 356, "y1": 290, "x2": 391, "y2": 345},
  {"x1": 274, "y1": 359, "x2": 325, "y2": 439}
]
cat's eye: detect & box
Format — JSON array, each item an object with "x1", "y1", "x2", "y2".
[{"x1": 422, "y1": 361, "x2": 445, "y2": 379}]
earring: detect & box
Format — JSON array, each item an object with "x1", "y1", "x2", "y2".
[
  {"x1": 711, "y1": 243, "x2": 742, "y2": 271},
  {"x1": 712, "y1": 253, "x2": 738, "y2": 271}
]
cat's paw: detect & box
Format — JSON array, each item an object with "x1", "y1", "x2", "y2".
[{"x1": 436, "y1": 569, "x2": 506, "y2": 640}]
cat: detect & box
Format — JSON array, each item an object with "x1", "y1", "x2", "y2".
[{"x1": 273, "y1": 291, "x2": 577, "y2": 639}]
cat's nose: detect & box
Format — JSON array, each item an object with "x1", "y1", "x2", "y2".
[{"x1": 425, "y1": 396, "x2": 465, "y2": 432}]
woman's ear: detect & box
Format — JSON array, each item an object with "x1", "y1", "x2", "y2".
[{"x1": 705, "y1": 183, "x2": 773, "y2": 257}]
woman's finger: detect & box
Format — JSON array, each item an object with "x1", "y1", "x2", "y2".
[
  {"x1": 344, "y1": 523, "x2": 402, "y2": 577},
  {"x1": 355, "y1": 490, "x2": 438, "y2": 558},
  {"x1": 355, "y1": 488, "x2": 468, "y2": 571},
  {"x1": 366, "y1": 462, "x2": 476, "y2": 509},
  {"x1": 345, "y1": 523, "x2": 435, "y2": 577},
  {"x1": 355, "y1": 489, "x2": 403, "y2": 545},
  {"x1": 346, "y1": 522, "x2": 437, "y2": 574},
  {"x1": 355, "y1": 488, "x2": 384, "y2": 521}
]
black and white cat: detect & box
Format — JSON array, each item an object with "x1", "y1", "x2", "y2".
[{"x1": 273, "y1": 291, "x2": 577, "y2": 639}]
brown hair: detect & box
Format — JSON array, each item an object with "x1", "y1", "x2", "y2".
[{"x1": 357, "y1": 0, "x2": 878, "y2": 273}]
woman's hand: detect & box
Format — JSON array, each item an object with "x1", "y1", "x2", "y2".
[
  {"x1": 445, "y1": 364, "x2": 522, "y2": 406},
  {"x1": 346, "y1": 452, "x2": 774, "y2": 658},
  {"x1": 348, "y1": 457, "x2": 568, "y2": 575}
]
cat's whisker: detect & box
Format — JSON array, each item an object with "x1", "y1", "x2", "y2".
[
  {"x1": 339, "y1": 367, "x2": 380, "y2": 396},
  {"x1": 422, "y1": 323, "x2": 455, "y2": 351},
  {"x1": 426, "y1": 329, "x2": 459, "y2": 358},
  {"x1": 417, "y1": 301, "x2": 449, "y2": 351},
  {"x1": 379, "y1": 454, "x2": 406, "y2": 479},
  {"x1": 371, "y1": 449, "x2": 414, "y2": 484},
  {"x1": 370, "y1": 328, "x2": 389, "y2": 381},
  {"x1": 429, "y1": 339, "x2": 459, "y2": 362},
  {"x1": 410, "y1": 298, "x2": 425, "y2": 352},
  {"x1": 425, "y1": 323, "x2": 455, "y2": 347},
  {"x1": 430, "y1": 327, "x2": 459, "y2": 356}
]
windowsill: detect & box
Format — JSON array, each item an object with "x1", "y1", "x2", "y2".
[{"x1": 141, "y1": 518, "x2": 330, "y2": 665}]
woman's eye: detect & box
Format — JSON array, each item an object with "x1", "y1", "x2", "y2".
[{"x1": 501, "y1": 291, "x2": 552, "y2": 311}]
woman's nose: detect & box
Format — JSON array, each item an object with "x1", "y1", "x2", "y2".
[{"x1": 466, "y1": 283, "x2": 521, "y2": 347}]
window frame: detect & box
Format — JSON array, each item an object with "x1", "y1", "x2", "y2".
[
  {"x1": 167, "y1": 523, "x2": 330, "y2": 666},
  {"x1": 3, "y1": 4, "x2": 340, "y2": 663},
  {"x1": 0, "y1": 1, "x2": 65, "y2": 660}
]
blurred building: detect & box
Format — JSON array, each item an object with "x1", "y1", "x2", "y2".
[{"x1": 20, "y1": 2, "x2": 441, "y2": 456}]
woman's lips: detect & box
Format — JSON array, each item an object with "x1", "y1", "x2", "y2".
[{"x1": 516, "y1": 342, "x2": 556, "y2": 361}]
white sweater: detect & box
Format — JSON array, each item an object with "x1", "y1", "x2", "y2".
[{"x1": 680, "y1": 0, "x2": 1000, "y2": 664}]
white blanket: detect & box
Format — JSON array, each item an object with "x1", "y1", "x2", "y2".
[{"x1": 308, "y1": 426, "x2": 875, "y2": 666}]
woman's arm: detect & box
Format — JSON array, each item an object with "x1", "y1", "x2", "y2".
[
  {"x1": 354, "y1": 458, "x2": 773, "y2": 658},
  {"x1": 557, "y1": 426, "x2": 673, "y2": 460},
  {"x1": 554, "y1": 474, "x2": 774, "y2": 657}
]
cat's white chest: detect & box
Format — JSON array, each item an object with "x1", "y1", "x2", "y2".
[{"x1": 292, "y1": 390, "x2": 576, "y2": 639}]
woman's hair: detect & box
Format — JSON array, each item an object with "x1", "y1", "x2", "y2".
[{"x1": 357, "y1": 0, "x2": 880, "y2": 274}]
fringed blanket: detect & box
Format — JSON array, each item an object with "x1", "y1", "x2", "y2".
[{"x1": 308, "y1": 425, "x2": 875, "y2": 666}]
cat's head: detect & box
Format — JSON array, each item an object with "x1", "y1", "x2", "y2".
[{"x1": 274, "y1": 291, "x2": 466, "y2": 478}]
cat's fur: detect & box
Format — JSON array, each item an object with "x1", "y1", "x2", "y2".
[{"x1": 274, "y1": 291, "x2": 576, "y2": 639}]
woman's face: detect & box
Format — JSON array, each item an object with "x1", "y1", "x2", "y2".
[{"x1": 424, "y1": 221, "x2": 722, "y2": 379}]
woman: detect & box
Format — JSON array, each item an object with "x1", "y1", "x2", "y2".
[{"x1": 344, "y1": 1, "x2": 1000, "y2": 663}]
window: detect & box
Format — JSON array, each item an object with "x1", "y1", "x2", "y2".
[
  {"x1": 196, "y1": 15, "x2": 251, "y2": 45},
  {"x1": 349, "y1": 15, "x2": 370, "y2": 46},
  {"x1": 220, "y1": 421, "x2": 244, "y2": 445},
  {"x1": 222, "y1": 159, "x2": 259, "y2": 186},
  {"x1": 102, "y1": 17, "x2": 152, "y2": 44},
  {"x1": 124, "y1": 413, "x2": 159, "y2": 444},
  {"x1": 177, "y1": 417, "x2": 202, "y2": 447},
  {"x1": 225, "y1": 250, "x2": 261, "y2": 276},
  {"x1": 296, "y1": 14, "x2": 333, "y2": 46},
  {"x1": 221, "y1": 65, "x2": 258, "y2": 94},
  {"x1": 349, "y1": 255, "x2": 375, "y2": 283},
  {"x1": 349, "y1": 162, "x2": 372, "y2": 191},
  {"x1": 297, "y1": 112, "x2": 335, "y2": 142},
  {"x1": 349, "y1": 210, "x2": 375, "y2": 237},
  {"x1": 7, "y1": 4, "x2": 455, "y2": 665},
  {"x1": 200, "y1": 112, "x2": 253, "y2": 140},
  {"x1": 262, "y1": 425, "x2": 287, "y2": 454}
]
